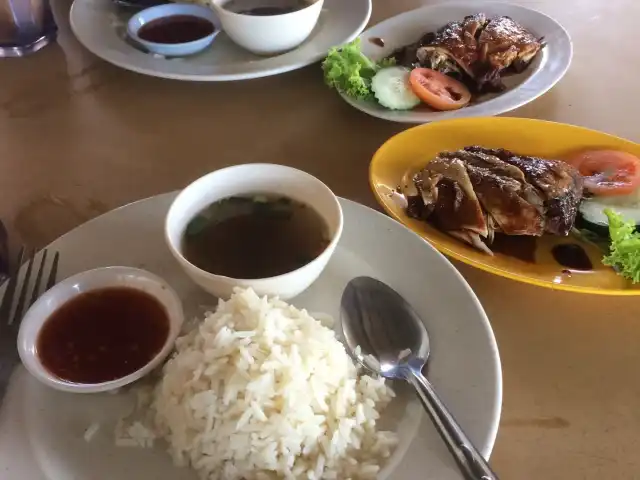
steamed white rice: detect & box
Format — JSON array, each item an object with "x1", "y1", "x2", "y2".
[{"x1": 118, "y1": 287, "x2": 397, "y2": 479}]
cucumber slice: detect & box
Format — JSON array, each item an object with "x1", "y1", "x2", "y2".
[
  {"x1": 371, "y1": 67, "x2": 421, "y2": 110},
  {"x1": 578, "y1": 197, "x2": 640, "y2": 236}
]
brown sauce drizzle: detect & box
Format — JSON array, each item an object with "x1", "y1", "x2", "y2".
[
  {"x1": 551, "y1": 244, "x2": 593, "y2": 271},
  {"x1": 490, "y1": 234, "x2": 537, "y2": 263}
]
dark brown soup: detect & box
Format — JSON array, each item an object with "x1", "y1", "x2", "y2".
[
  {"x1": 138, "y1": 15, "x2": 215, "y2": 44},
  {"x1": 37, "y1": 287, "x2": 170, "y2": 384},
  {"x1": 182, "y1": 194, "x2": 330, "y2": 279},
  {"x1": 222, "y1": 0, "x2": 308, "y2": 15}
]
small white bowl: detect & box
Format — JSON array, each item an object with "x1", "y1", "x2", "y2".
[
  {"x1": 212, "y1": 0, "x2": 324, "y2": 56},
  {"x1": 17, "y1": 266, "x2": 184, "y2": 394},
  {"x1": 165, "y1": 163, "x2": 343, "y2": 300},
  {"x1": 127, "y1": 4, "x2": 221, "y2": 57}
]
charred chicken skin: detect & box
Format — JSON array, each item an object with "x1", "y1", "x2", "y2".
[
  {"x1": 403, "y1": 147, "x2": 583, "y2": 255},
  {"x1": 390, "y1": 14, "x2": 544, "y2": 93}
]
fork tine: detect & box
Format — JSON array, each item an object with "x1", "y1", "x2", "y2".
[
  {"x1": 0, "y1": 247, "x2": 24, "y2": 325},
  {"x1": 30, "y1": 250, "x2": 48, "y2": 307},
  {"x1": 12, "y1": 249, "x2": 36, "y2": 326},
  {"x1": 46, "y1": 251, "x2": 59, "y2": 291}
]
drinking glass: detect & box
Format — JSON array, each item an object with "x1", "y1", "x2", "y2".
[{"x1": 0, "y1": 0, "x2": 57, "y2": 57}]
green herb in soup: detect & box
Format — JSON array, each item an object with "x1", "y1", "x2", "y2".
[{"x1": 182, "y1": 194, "x2": 330, "y2": 279}]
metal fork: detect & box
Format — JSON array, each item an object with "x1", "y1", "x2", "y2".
[
  {"x1": 0, "y1": 248, "x2": 59, "y2": 407},
  {"x1": 0, "y1": 248, "x2": 59, "y2": 326}
]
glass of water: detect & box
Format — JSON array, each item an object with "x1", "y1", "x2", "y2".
[{"x1": 0, "y1": 0, "x2": 57, "y2": 57}]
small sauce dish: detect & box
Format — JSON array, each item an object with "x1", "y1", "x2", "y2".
[
  {"x1": 18, "y1": 266, "x2": 184, "y2": 394},
  {"x1": 127, "y1": 4, "x2": 221, "y2": 57}
]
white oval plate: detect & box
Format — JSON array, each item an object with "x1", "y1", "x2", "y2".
[
  {"x1": 0, "y1": 195, "x2": 501, "y2": 480},
  {"x1": 340, "y1": 0, "x2": 572, "y2": 123},
  {"x1": 69, "y1": 0, "x2": 370, "y2": 81}
]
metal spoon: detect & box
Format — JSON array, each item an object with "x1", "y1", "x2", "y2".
[{"x1": 340, "y1": 276, "x2": 498, "y2": 480}]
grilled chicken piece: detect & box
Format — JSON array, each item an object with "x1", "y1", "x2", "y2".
[
  {"x1": 389, "y1": 13, "x2": 543, "y2": 92},
  {"x1": 413, "y1": 157, "x2": 488, "y2": 236},
  {"x1": 404, "y1": 147, "x2": 583, "y2": 254},
  {"x1": 466, "y1": 165, "x2": 544, "y2": 236},
  {"x1": 415, "y1": 14, "x2": 488, "y2": 80},
  {"x1": 475, "y1": 16, "x2": 543, "y2": 87},
  {"x1": 464, "y1": 147, "x2": 583, "y2": 236},
  {"x1": 389, "y1": 31, "x2": 436, "y2": 69},
  {"x1": 439, "y1": 149, "x2": 545, "y2": 211},
  {"x1": 437, "y1": 150, "x2": 545, "y2": 237}
]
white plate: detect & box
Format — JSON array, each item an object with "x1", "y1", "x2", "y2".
[
  {"x1": 69, "y1": 0, "x2": 370, "y2": 81},
  {"x1": 0, "y1": 194, "x2": 501, "y2": 479},
  {"x1": 340, "y1": 1, "x2": 572, "y2": 123}
]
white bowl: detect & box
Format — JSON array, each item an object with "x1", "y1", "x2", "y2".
[
  {"x1": 127, "y1": 4, "x2": 222, "y2": 57},
  {"x1": 17, "y1": 266, "x2": 184, "y2": 394},
  {"x1": 212, "y1": 0, "x2": 324, "y2": 56},
  {"x1": 165, "y1": 163, "x2": 343, "y2": 300}
]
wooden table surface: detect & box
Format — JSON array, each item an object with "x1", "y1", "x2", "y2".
[{"x1": 1, "y1": 0, "x2": 639, "y2": 478}]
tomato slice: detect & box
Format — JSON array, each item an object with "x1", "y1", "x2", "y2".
[
  {"x1": 409, "y1": 68, "x2": 471, "y2": 111},
  {"x1": 564, "y1": 150, "x2": 640, "y2": 196}
]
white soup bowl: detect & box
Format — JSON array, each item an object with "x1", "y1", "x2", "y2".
[
  {"x1": 165, "y1": 163, "x2": 343, "y2": 300},
  {"x1": 212, "y1": 0, "x2": 324, "y2": 55}
]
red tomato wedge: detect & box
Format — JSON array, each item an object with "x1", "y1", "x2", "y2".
[
  {"x1": 564, "y1": 150, "x2": 640, "y2": 196},
  {"x1": 409, "y1": 68, "x2": 471, "y2": 111}
]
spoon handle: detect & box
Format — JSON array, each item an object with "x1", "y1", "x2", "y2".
[{"x1": 408, "y1": 372, "x2": 498, "y2": 480}]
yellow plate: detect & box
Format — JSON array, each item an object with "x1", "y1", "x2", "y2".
[{"x1": 370, "y1": 117, "x2": 640, "y2": 295}]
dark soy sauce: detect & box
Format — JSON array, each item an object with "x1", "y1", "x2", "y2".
[
  {"x1": 551, "y1": 244, "x2": 593, "y2": 271},
  {"x1": 37, "y1": 287, "x2": 170, "y2": 384},
  {"x1": 490, "y1": 234, "x2": 538, "y2": 263},
  {"x1": 138, "y1": 15, "x2": 215, "y2": 44}
]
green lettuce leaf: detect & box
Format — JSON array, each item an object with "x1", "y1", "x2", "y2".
[
  {"x1": 602, "y1": 208, "x2": 640, "y2": 283},
  {"x1": 321, "y1": 38, "x2": 395, "y2": 101}
]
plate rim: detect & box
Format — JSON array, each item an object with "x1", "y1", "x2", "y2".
[
  {"x1": 338, "y1": 0, "x2": 573, "y2": 123},
  {"x1": 68, "y1": 0, "x2": 372, "y2": 81},
  {"x1": 369, "y1": 116, "x2": 640, "y2": 295}
]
